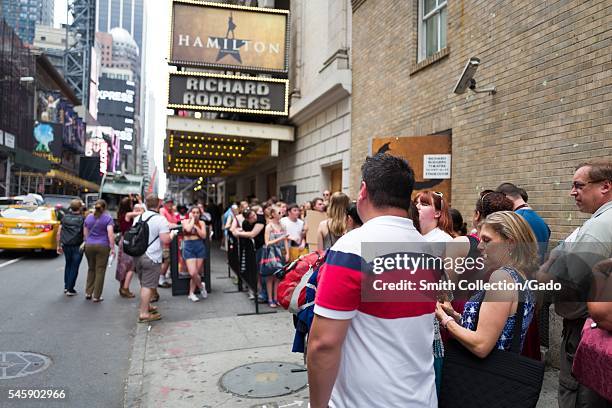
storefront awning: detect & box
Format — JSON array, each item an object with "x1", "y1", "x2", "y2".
[
  {"x1": 14, "y1": 148, "x2": 52, "y2": 172},
  {"x1": 16, "y1": 170, "x2": 99, "y2": 192}
]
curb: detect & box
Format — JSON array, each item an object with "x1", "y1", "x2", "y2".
[{"x1": 123, "y1": 322, "x2": 149, "y2": 408}]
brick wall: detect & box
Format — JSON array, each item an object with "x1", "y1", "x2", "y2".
[{"x1": 351, "y1": 0, "x2": 612, "y2": 243}]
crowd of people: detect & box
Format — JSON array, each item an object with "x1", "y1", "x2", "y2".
[{"x1": 54, "y1": 154, "x2": 611, "y2": 407}]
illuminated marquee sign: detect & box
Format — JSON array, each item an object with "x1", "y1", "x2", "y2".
[
  {"x1": 168, "y1": 71, "x2": 289, "y2": 116},
  {"x1": 169, "y1": 0, "x2": 289, "y2": 73}
]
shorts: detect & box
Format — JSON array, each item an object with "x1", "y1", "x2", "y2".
[
  {"x1": 135, "y1": 255, "x2": 161, "y2": 289},
  {"x1": 182, "y1": 239, "x2": 206, "y2": 260}
]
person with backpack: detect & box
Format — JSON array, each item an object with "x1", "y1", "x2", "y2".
[
  {"x1": 83, "y1": 200, "x2": 115, "y2": 303},
  {"x1": 127, "y1": 195, "x2": 175, "y2": 323},
  {"x1": 56, "y1": 199, "x2": 85, "y2": 296}
]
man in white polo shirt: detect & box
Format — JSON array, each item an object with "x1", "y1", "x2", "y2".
[{"x1": 308, "y1": 154, "x2": 437, "y2": 407}]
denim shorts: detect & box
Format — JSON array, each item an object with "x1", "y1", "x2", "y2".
[{"x1": 182, "y1": 239, "x2": 206, "y2": 259}]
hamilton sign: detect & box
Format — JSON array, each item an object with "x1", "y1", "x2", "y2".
[
  {"x1": 170, "y1": 0, "x2": 289, "y2": 73},
  {"x1": 168, "y1": 72, "x2": 289, "y2": 116}
]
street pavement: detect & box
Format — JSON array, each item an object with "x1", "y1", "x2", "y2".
[
  {"x1": 0, "y1": 246, "x2": 561, "y2": 408},
  {"x1": 0, "y1": 249, "x2": 138, "y2": 408}
]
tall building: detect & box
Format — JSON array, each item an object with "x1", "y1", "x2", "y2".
[
  {"x1": 33, "y1": 25, "x2": 75, "y2": 74},
  {"x1": 96, "y1": 0, "x2": 143, "y2": 51},
  {"x1": 1, "y1": 0, "x2": 55, "y2": 44}
]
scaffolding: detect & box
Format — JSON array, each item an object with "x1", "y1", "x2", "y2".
[{"x1": 63, "y1": 0, "x2": 95, "y2": 105}]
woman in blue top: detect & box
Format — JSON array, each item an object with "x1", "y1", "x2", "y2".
[{"x1": 436, "y1": 211, "x2": 539, "y2": 357}]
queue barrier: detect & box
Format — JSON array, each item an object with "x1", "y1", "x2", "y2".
[{"x1": 226, "y1": 231, "x2": 276, "y2": 316}]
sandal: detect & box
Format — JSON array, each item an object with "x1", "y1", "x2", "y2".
[
  {"x1": 138, "y1": 314, "x2": 162, "y2": 323},
  {"x1": 148, "y1": 306, "x2": 159, "y2": 314},
  {"x1": 85, "y1": 294, "x2": 92, "y2": 300},
  {"x1": 268, "y1": 301, "x2": 277, "y2": 308},
  {"x1": 92, "y1": 297, "x2": 104, "y2": 303}
]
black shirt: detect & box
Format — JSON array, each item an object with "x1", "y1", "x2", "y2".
[{"x1": 242, "y1": 215, "x2": 266, "y2": 250}]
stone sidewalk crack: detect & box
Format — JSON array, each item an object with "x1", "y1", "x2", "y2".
[{"x1": 123, "y1": 322, "x2": 149, "y2": 408}]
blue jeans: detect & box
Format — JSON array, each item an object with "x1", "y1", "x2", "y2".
[{"x1": 63, "y1": 245, "x2": 83, "y2": 291}]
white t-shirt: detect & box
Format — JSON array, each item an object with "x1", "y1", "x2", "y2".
[
  {"x1": 423, "y1": 227, "x2": 454, "y2": 243},
  {"x1": 280, "y1": 217, "x2": 304, "y2": 245},
  {"x1": 314, "y1": 216, "x2": 437, "y2": 408},
  {"x1": 133, "y1": 210, "x2": 169, "y2": 263}
]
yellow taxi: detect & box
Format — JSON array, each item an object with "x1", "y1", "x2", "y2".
[{"x1": 0, "y1": 205, "x2": 60, "y2": 251}]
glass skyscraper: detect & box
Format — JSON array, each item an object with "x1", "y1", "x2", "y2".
[
  {"x1": 1, "y1": 0, "x2": 54, "y2": 44},
  {"x1": 96, "y1": 0, "x2": 143, "y2": 52}
]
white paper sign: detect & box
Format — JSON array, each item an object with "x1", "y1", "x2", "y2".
[
  {"x1": 423, "y1": 154, "x2": 451, "y2": 179},
  {"x1": 4, "y1": 132, "x2": 15, "y2": 149}
]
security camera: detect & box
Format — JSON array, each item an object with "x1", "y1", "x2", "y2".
[
  {"x1": 453, "y1": 57, "x2": 480, "y2": 94},
  {"x1": 453, "y1": 57, "x2": 496, "y2": 95}
]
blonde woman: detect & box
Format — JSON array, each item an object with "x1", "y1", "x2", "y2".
[
  {"x1": 436, "y1": 211, "x2": 539, "y2": 357},
  {"x1": 316, "y1": 192, "x2": 350, "y2": 251},
  {"x1": 263, "y1": 206, "x2": 289, "y2": 307}
]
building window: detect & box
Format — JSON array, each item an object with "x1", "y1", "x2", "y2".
[{"x1": 418, "y1": 0, "x2": 447, "y2": 61}]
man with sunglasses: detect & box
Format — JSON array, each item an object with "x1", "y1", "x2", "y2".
[{"x1": 540, "y1": 161, "x2": 611, "y2": 408}]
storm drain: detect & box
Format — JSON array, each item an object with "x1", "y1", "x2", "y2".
[
  {"x1": 220, "y1": 361, "x2": 307, "y2": 398},
  {"x1": 0, "y1": 352, "x2": 51, "y2": 379}
]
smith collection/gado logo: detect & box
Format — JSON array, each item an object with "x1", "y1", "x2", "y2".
[
  {"x1": 170, "y1": 0, "x2": 289, "y2": 72},
  {"x1": 168, "y1": 72, "x2": 289, "y2": 116}
]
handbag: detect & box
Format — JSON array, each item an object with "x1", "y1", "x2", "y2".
[
  {"x1": 259, "y1": 245, "x2": 284, "y2": 277},
  {"x1": 572, "y1": 318, "x2": 612, "y2": 401},
  {"x1": 439, "y1": 289, "x2": 545, "y2": 407}
]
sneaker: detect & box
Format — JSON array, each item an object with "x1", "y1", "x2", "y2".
[
  {"x1": 199, "y1": 287, "x2": 208, "y2": 299},
  {"x1": 188, "y1": 293, "x2": 199, "y2": 302},
  {"x1": 66, "y1": 290, "x2": 77, "y2": 297},
  {"x1": 64, "y1": 289, "x2": 68, "y2": 294},
  {"x1": 248, "y1": 291, "x2": 255, "y2": 300}
]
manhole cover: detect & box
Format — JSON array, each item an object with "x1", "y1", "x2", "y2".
[
  {"x1": 0, "y1": 352, "x2": 52, "y2": 379},
  {"x1": 220, "y1": 361, "x2": 307, "y2": 398}
]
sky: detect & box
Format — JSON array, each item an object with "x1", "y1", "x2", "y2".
[{"x1": 53, "y1": 0, "x2": 68, "y2": 28}]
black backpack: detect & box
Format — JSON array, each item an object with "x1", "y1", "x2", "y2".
[
  {"x1": 60, "y1": 213, "x2": 84, "y2": 246},
  {"x1": 122, "y1": 213, "x2": 159, "y2": 257}
]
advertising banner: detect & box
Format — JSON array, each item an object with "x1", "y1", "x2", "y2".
[
  {"x1": 33, "y1": 122, "x2": 62, "y2": 164},
  {"x1": 170, "y1": 0, "x2": 289, "y2": 73}
]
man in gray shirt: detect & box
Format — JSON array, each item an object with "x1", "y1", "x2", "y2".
[{"x1": 539, "y1": 161, "x2": 611, "y2": 408}]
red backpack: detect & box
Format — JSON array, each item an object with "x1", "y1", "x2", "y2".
[{"x1": 276, "y1": 250, "x2": 326, "y2": 313}]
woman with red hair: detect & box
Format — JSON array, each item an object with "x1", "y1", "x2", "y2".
[{"x1": 414, "y1": 191, "x2": 453, "y2": 243}]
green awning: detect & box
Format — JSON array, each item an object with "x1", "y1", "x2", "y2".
[{"x1": 14, "y1": 148, "x2": 51, "y2": 172}]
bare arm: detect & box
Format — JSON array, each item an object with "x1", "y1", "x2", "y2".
[
  {"x1": 56, "y1": 225, "x2": 63, "y2": 253},
  {"x1": 436, "y1": 269, "x2": 516, "y2": 358},
  {"x1": 307, "y1": 315, "x2": 351, "y2": 408},
  {"x1": 194, "y1": 221, "x2": 207, "y2": 239},
  {"x1": 234, "y1": 223, "x2": 264, "y2": 239},
  {"x1": 107, "y1": 224, "x2": 116, "y2": 254},
  {"x1": 316, "y1": 220, "x2": 326, "y2": 251}
]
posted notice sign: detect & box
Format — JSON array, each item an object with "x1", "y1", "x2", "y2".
[{"x1": 423, "y1": 154, "x2": 451, "y2": 179}]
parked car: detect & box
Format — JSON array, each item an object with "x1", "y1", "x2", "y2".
[{"x1": 0, "y1": 205, "x2": 60, "y2": 252}]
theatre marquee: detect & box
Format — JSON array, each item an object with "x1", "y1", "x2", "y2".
[
  {"x1": 168, "y1": 71, "x2": 289, "y2": 116},
  {"x1": 169, "y1": 0, "x2": 289, "y2": 73}
]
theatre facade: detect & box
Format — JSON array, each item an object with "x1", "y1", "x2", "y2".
[{"x1": 164, "y1": 0, "x2": 353, "y2": 206}]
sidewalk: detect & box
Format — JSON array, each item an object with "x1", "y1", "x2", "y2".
[
  {"x1": 124, "y1": 247, "x2": 309, "y2": 408},
  {"x1": 124, "y1": 246, "x2": 560, "y2": 408}
]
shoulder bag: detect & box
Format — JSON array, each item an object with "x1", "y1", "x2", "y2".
[{"x1": 439, "y1": 284, "x2": 545, "y2": 407}]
